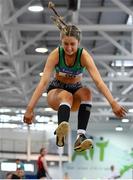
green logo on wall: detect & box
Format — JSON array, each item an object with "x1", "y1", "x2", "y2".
[
  {"x1": 72, "y1": 139, "x2": 109, "y2": 161},
  {"x1": 72, "y1": 139, "x2": 133, "y2": 177}
]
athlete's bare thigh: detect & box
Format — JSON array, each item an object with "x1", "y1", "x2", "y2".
[
  {"x1": 47, "y1": 89, "x2": 73, "y2": 111},
  {"x1": 72, "y1": 87, "x2": 92, "y2": 111}
]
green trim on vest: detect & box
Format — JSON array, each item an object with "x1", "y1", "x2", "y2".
[
  {"x1": 55, "y1": 46, "x2": 85, "y2": 77},
  {"x1": 59, "y1": 46, "x2": 65, "y2": 68},
  {"x1": 58, "y1": 46, "x2": 84, "y2": 70}
]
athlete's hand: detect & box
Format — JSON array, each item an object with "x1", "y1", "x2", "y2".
[
  {"x1": 23, "y1": 108, "x2": 34, "y2": 125},
  {"x1": 111, "y1": 100, "x2": 128, "y2": 118}
]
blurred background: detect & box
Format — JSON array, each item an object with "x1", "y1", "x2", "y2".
[{"x1": 0, "y1": 0, "x2": 133, "y2": 179}]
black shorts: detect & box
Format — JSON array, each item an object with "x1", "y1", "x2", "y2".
[
  {"x1": 37, "y1": 170, "x2": 46, "y2": 179},
  {"x1": 47, "y1": 78, "x2": 82, "y2": 94}
]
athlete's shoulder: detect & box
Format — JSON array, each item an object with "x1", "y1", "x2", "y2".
[
  {"x1": 81, "y1": 48, "x2": 94, "y2": 67},
  {"x1": 82, "y1": 48, "x2": 91, "y2": 55},
  {"x1": 49, "y1": 47, "x2": 58, "y2": 56},
  {"x1": 82, "y1": 48, "x2": 93, "y2": 59},
  {"x1": 47, "y1": 47, "x2": 59, "y2": 62}
]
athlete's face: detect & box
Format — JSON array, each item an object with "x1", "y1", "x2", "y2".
[
  {"x1": 41, "y1": 148, "x2": 47, "y2": 155},
  {"x1": 61, "y1": 35, "x2": 79, "y2": 56}
]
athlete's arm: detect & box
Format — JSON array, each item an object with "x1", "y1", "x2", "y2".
[
  {"x1": 42, "y1": 159, "x2": 48, "y2": 173},
  {"x1": 23, "y1": 48, "x2": 59, "y2": 124},
  {"x1": 81, "y1": 49, "x2": 127, "y2": 118},
  {"x1": 42, "y1": 157, "x2": 51, "y2": 178}
]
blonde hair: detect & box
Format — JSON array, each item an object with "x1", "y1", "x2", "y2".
[{"x1": 48, "y1": 1, "x2": 81, "y2": 41}]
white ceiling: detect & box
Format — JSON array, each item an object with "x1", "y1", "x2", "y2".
[{"x1": 0, "y1": 0, "x2": 133, "y2": 132}]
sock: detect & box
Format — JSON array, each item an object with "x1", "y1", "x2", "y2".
[
  {"x1": 76, "y1": 130, "x2": 86, "y2": 139},
  {"x1": 58, "y1": 102, "x2": 71, "y2": 125},
  {"x1": 77, "y1": 101, "x2": 92, "y2": 132}
]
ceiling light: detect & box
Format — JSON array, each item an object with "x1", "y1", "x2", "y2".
[
  {"x1": 0, "y1": 123, "x2": 18, "y2": 129},
  {"x1": 116, "y1": 72, "x2": 128, "y2": 76},
  {"x1": 127, "y1": 15, "x2": 133, "y2": 25},
  {"x1": 28, "y1": 5, "x2": 44, "y2": 12},
  {"x1": 39, "y1": 72, "x2": 43, "y2": 76},
  {"x1": 44, "y1": 107, "x2": 55, "y2": 112},
  {"x1": 0, "y1": 108, "x2": 11, "y2": 113},
  {"x1": 42, "y1": 92, "x2": 47, "y2": 97},
  {"x1": 115, "y1": 126, "x2": 123, "y2": 131},
  {"x1": 36, "y1": 116, "x2": 50, "y2": 123},
  {"x1": 122, "y1": 119, "x2": 129, "y2": 123},
  {"x1": 35, "y1": 47, "x2": 48, "y2": 53},
  {"x1": 129, "y1": 109, "x2": 133, "y2": 113},
  {"x1": 48, "y1": 120, "x2": 54, "y2": 125},
  {"x1": 1, "y1": 162, "x2": 17, "y2": 171},
  {"x1": 111, "y1": 60, "x2": 133, "y2": 67},
  {"x1": 49, "y1": 161, "x2": 56, "y2": 166}
]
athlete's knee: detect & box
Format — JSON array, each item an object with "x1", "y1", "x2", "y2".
[
  {"x1": 58, "y1": 90, "x2": 73, "y2": 104},
  {"x1": 85, "y1": 88, "x2": 92, "y2": 96},
  {"x1": 80, "y1": 88, "x2": 92, "y2": 100}
]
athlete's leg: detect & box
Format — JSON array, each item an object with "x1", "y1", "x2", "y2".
[
  {"x1": 47, "y1": 89, "x2": 73, "y2": 123},
  {"x1": 72, "y1": 87, "x2": 92, "y2": 131},
  {"x1": 72, "y1": 87, "x2": 93, "y2": 151},
  {"x1": 47, "y1": 89, "x2": 73, "y2": 147}
]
